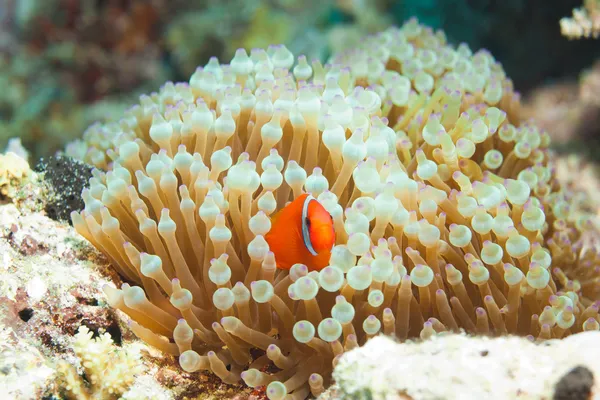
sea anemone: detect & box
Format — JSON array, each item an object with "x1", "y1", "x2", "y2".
[{"x1": 71, "y1": 18, "x2": 600, "y2": 399}]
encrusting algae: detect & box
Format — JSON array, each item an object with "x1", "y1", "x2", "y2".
[{"x1": 70, "y1": 18, "x2": 600, "y2": 400}]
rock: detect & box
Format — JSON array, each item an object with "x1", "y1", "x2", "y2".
[
  {"x1": 0, "y1": 202, "x2": 125, "y2": 399},
  {"x1": 554, "y1": 366, "x2": 594, "y2": 400},
  {"x1": 0, "y1": 202, "x2": 252, "y2": 399},
  {"x1": 34, "y1": 155, "x2": 95, "y2": 223},
  {"x1": 324, "y1": 333, "x2": 600, "y2": 400}
]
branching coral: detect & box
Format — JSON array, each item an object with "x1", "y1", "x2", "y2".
[
  {"x1": 71, "y1": 18, "x2": 600, "y2": 400},
  {"x1": 57, "y1": 325, "x2": 144, "y2": 400},
  {"x1": 561, "y1": 0, "x2": 600, "y2": 39}
]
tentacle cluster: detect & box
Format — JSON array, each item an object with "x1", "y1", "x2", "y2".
[{"x1": 72, "y1": 18, "x2": 600, "y2": 400}]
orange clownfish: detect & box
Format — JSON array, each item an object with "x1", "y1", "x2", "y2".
[{"x1": 265, "y1": 193, "x2": 335, "y2": 271}]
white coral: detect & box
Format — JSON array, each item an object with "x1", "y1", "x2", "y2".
[{"x1": 58, "y1": 325, "x2": 145, "y2": 400}]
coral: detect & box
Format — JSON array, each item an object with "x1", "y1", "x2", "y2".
[
  {"x1": 14, "y1": 0, "x2": 168, "y2": 102},
  {"x1": 521, "y1": 82, "x2": 587, "y2": 146},
  {"x1": 35, "y1": 155, "x2": 95, "y2": 223},
  {"x1": 163, "y1": 5, "x2": 238, "y2": 78},
  {"x1": 327, "y1": 0, "x2": 393, "y2": 55},
  {"x1": 0, "y1": 201, "x2": 120, "y2": 340},
  {"x1": 1, "y1": 0, "x2": 335, "y2": 160},
  {"x1": 57, "y1": 325, "x2": 145, "y2": 400},
  {"x1": 0, "y1": 0, "x2": 171, "y2": 159},
  {"x1": 553, "y1": 155, "x2": 600, "y2": 236},
  {"x1": 0, "y1": 198, "x2": 228, "y2": 399},
  {"x1": 231, "y1": 4, "x2": 294, "y2": 51},
  {"x1": 385, "y1": 0, "x2": 600, "y2": 93},
  {"x1": 0, "y1": 200, "x2": 123, "y2": 399},
  {"x1": 71, "y1": 19, "x2": 600, "y2": 400},
  {"x1": 561, "y1": 0, "x2": 600, "y2": 39},
  {"x1": 0, "y1": 325, "x2": 55, "y2": 400},
  {"x1": 0, "y1": 148, "x2": 31, "y2": 200},
  {"x1": 324, "y1": 332, "x2": 600, "y2": 400},
  {"x1": 164, "y1": 0, "x2": 331, "y2": 78},
  {"x1": 4, "y1": 137, "x2": 30, "y2": 161},
  {"x1": 521, "y1": 59, "x2": 600, "y2": 158},
  {"x1": 579, "y1": 59, "x2": 600, "y2": 106}
]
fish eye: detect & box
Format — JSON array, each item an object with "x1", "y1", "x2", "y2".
[{"x1": 305, "y1": 217, "x2": 311, "y2": 227}]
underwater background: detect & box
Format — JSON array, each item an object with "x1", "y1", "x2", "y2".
[
  {"x1": 2, "y1": 0, "x2": 600, "y2": 161},
  {"x1": 5, "y1": 2, "x2": 600, "y2": 400}
]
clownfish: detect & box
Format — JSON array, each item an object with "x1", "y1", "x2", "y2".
[{"x1": 265, "y1": 193, "x2": 335, "y2": 271}]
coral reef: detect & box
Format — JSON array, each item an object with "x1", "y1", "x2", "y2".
[
  {"x1": 580, "y1": 59, "x2": 600, "y2": 106},
  {"x1": 521, "y1": 81, "x2": 587, "y2": 146},
  {"x1": 0, "y1": 0, "x2": 171, "y2": 160},
  {"x1": 4, "y1": 0, "x2": 599, "y2": 163},
  {"x1": 4, "y1": 137, "x2": 30, "y2": 161},
  {"x1": 164, "y1": 0, "x2": 332, "y2": 79},
  {"x1": 521, "y1": 59, "x2": 600, "y2": 157},
  {"x1": 0, "y1": 194, "x2": 238, "y2": 399},
  {"x1": 69, "y1": 18, "x2": 600, "y2": 399},
  {"x1": 0, "y1": 199, "x2": 123, "y2": 399},
  {"x1": 561, "y1": 0, "x2": 600, "y2": 39},
  {"x1": 35, "y1": 155, "x2": 95, "y2": 223},
  {"x1": 7, "y1": 0, "x2": 167, "y2": 102},
  {"x1": 0, "y1": 0, "x2": 338, "y2": 161},
  {"x1": 57, "y1": 325, "x2": 145, "y2": 399},
  {"x1": 553, "y1": 155, "x2": 600, "y2": 237},
  {"x1": 388, "y1": 0, "x2": 600, "y2": 93},
  {"x1": 0, "y1": 146, "x2": 32, "y2": 200},
  {"x1": 0, "y1": 324, "x2": 55, "y2": 400},
  {"x1": 327, "y1": 0, "x2": 392, "y2": 55},
  {"x1": 323, "y1": 332, "x2": 600, "y2": 400}
]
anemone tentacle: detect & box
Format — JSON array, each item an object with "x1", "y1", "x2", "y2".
[{"x1": 72, "y1": 18, "x2": 600, "y2": 400}]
